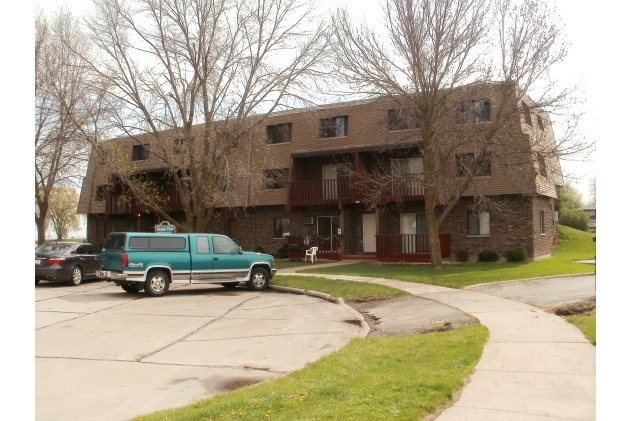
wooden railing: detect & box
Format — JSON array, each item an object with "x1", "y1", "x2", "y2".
[
  {"x1": 287, "y1": 179, "x2": 360, "y2": 207},
  {"x1": 105, "y1": 190, "x2": 185, "y2": 215},
  {"x1": 375, "y1": 233, "x2": 450, "y2": 262},
  {"x1": 287, "y1": 175, "x2": 424, "y2": 207},
  {"x1": 286, "y1": 236, "x2": 342, "y2": 261}
]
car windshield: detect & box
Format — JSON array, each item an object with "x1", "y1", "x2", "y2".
[{"x1": 35, "y1": 243, "x2": 75, "y2": 255}]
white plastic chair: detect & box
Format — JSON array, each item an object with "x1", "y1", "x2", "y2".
[{"x1": 305, "y1": 246, "x2": 318, "y2": 263}]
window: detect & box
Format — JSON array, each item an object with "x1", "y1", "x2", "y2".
[
  {"x1": 388, "y1": 109, "x2": 418, "y2": 131},
  {"x1": 467, "y1": 212, "x2": 490, "y2": 235},
  {"x1": 456, "y1": 153, "x2": 491, "y2": 177},
  {"x1": 273, "y1": 218, "x2": 290, "y2": 238},
  {"x1": 537, "y1": 154, "x2": 547, "y2": 178},
  {"x1": 267, "y1": 123, "x2": 292, "y2": 144},
  {"x1": 95, "y1": 185, "x2": 108, "y2": 201},
  {"x1": 128, "y1": 236, "x2": 187, "y2": 249},
  {"x1": 540, "y1": 210, "x2": 545, "y2": 234},
  {"x1": 537, "y1": 115, "x2": 545, "y2": 131},
  {"x1": 212, "y1": 236, "x2": 240, "y2": 254},
  {"x1": 320, "y1": 116, "x2": 348, "y2": 138},
  {"x1": 456, "y1": 100, "x2": 490, "y2": 124},
  {"x1": 264, "y1": 168, "x2": 289, "y2": 189},
  {"x1": 173, "y1": 138, "x2": 190, "y2": 156},
  {"x1": 522, "y1": 101, "x2": 532, "y2": 126},
  {"x1": 196, "y1": 236, "x2": 210, "y2": 254},
  {"x1": 317, "y1": 216, "x2": 340, "y2": 236},
  {"x1": 132, "y1": 144, "x2": 150, "y2": 161},
  {"x1": 98, "y1": 147, "x2": 115, "y2": 165}
]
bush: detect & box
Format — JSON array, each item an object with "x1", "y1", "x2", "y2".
[
  {"x1": 558, "y1": 208, "x2": 589, "y2": 232},
  {"x1": 455, "y1": 249, "x2": 469, "y2": 262},
  {"x1": 478, "y1": 250, "x2": 499, "y2": 262},
  {"x1": 276, "y1": 243, "x2": 288, "y2": 259},
  {"x1": 254, "y1": 245, "x2": 265, "y2": 253},
  {"x1": 506, "y1": 246, "x2": 528, "y2": 262}
]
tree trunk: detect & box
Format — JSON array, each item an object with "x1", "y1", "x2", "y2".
[
  {"x1": 424, "y1": 186, "x2": 443, "y2": 269},
  {"x1": 35, "y1": 215, "x2": 47, "y2": 246}
]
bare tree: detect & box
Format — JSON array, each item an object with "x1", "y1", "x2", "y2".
[
  {"x1": 47, "y1": 187, "x2": 82, "y2": 240},
  {"x1": 80, "y1": 0, "x2": 329, "y2": 233},
  {"x1": 331, "y1": 0, "x2": 592, "y2": 267},
  {"x1": 35, "y1": 7, "x2": 95, "y2": 245}
]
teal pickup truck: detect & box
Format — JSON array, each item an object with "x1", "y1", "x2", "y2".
[{"x1": 97, "y1": 232, "x2": 276, "y2": 297}]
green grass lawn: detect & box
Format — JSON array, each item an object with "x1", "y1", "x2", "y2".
[
  {"x1": 297, "y1": 226, "x2": 595, "y2": 288},
  {"x1": 130, "y1": 324, "x2": 489, "y2": 421},
  {"x1": 564, "y1": 313, "x2": 596, "y2": 345},
  {"x1": 271, "y1": 275, "x2": 410, "y2": 300}
]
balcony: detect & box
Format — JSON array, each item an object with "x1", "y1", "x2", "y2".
[
  {"x1": 105, "y1": 190, "x2": 185, "y2": 216},
  {"x1": 375, "y1": 233, "x2": 450, "y2": 262},
  {"x1": 287, "y1": 175, "x2": 424, "y2": 208}
]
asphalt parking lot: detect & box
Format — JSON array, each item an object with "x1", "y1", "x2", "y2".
[{"x1": 35, "y1": 281, "x2": 367, "y2": 421}]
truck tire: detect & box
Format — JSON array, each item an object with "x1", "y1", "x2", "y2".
[
  {"x1": 121, "y1": 283, "x2": 142, "y2": 293},
  {"x1": 247, "y1": 268, "x2": 269, "y2": 291},
  {"x1": 144, "y1": 270, "x2": 170, "y2": 297},
  {"x1": 221, "y1": 282, "x2": 239, "y2": 289}
]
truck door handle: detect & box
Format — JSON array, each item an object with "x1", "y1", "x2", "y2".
[{"x1": 213, "y1": 257, "x2": 218, "y2": 260}]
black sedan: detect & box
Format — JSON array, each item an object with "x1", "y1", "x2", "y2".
[{"x1": 35, "y1": 242, "x2": 101, "y2": 286}]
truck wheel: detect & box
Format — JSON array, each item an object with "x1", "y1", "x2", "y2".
[
  {"x1": 247, "y1": 268, "x2": 269, "y2": 291},
  {"x1": 221, "y1": 282, "x2": 239, "y2": 289},
  {"x1": 121, "y1": 283, "x2": 141, "y2": 293},
  {"x1": 144, "y1": 270, "x2": 170, "y2": 297},
  {"x1": 70, "y1": 266, "x2": 83, "y2": 286}
]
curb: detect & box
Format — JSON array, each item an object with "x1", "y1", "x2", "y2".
[
  {"x1": 268, "y1": 285, "x2": 342, "y2": 304},
  {"x1": 463, "y1": 272, "x2": 595, "y2": 290}
]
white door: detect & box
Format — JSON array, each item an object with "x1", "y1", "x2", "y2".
[{"x1": 363, "y1": 214, "x2": 376, "y2": 253}]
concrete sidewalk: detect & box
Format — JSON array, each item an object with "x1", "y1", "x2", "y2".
[{"x1": 276, "y1": 264, "x2": 596, "y2": 421}]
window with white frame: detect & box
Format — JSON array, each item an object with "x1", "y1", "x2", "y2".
[
  {"x1": 467, "y1": 212, "x2": 490, "y2": 235},
  {"x1": 540, "y1": 210, "x2": 545, "y2": 234},
  {"x1": 273, "y1": 218, "x2": 290, "y2": 238}
]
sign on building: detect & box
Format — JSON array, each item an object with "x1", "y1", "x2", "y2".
[{"x1": 155, "y1": 221, "x2": 176, "y2": 234}]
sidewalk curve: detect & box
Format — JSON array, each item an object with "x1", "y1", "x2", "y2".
[{"x1": 276, "y1": 264, "x2": 596, "y2": 421}]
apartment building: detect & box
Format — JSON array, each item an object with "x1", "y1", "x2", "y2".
[{"x1": 78, "y1": 84, "x2": 563, "y2": 261}]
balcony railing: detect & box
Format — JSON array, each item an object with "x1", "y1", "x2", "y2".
[
  {"x1": 105, "y1": 190, "x2": 185, "y2": 215},
  {"x1": 286, "y1": 236, "x2": 342, "y2": 261},
  {"x1": 287, "y1": 179, "x2": 360, "y2": 207},
  {"x1": 287, "y1": 175, "x2": 424, "y2": 207},
  {"x1": 375, "y1": 233, "x2": 450, "y2": 262}
]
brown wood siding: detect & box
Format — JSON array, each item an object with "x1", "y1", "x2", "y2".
[{"x1": 78, "y1": 86, "x2": 562, "y2": 215}]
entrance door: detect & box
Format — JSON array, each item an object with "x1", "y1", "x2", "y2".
[{"x1": 363, "y1": 214, "x2": 376, "y2": 253}]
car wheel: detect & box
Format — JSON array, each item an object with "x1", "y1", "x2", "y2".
[
  {"x1": 121, "y1": 283, "x2": 141, "y2": 293},
  {"x1": 70, "y1": 266, "x2": 83, "y2": 286},
  {"x1": 247, "y1": 268, "x2": 269, "y2": 291},
  {"x1": 221, "y1": 282, "x2": 239, "y2": 289},
  {"x1": 35, "y1": 279, "x2": 40, "y2": 286},
  {"x1": 144, "y1": 270, "x2": 170, "y2": 297}
]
